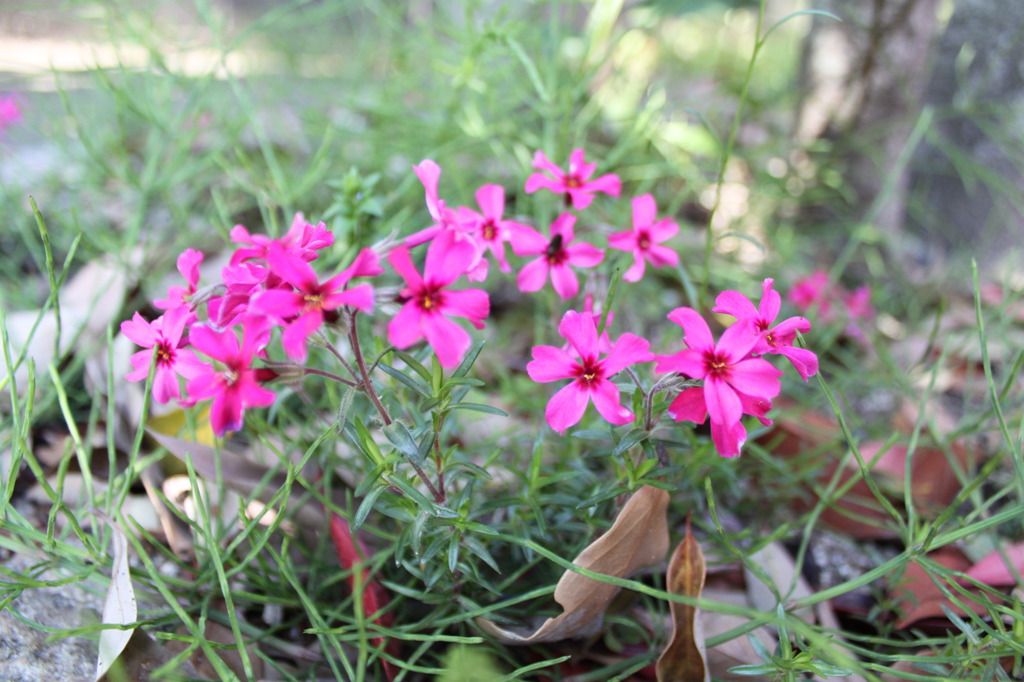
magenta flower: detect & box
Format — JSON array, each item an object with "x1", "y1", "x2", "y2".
[
  {"x1": 655, "y1": 308, "x2": 783, "y2": 458},
  {"x1": 185, "y1": 320, "x2": 276, "y2": 435},
  {"x1": 713, "y1": 278, "x2": 818, "y2": 381},
  {"x1": 0, "y1": 95, "x2": 23, "y2": 133},
  {"x1": 230, "y1": 213, "x2": 334, "y2": 266},
  {"x1": 511, "y1": 213, "x2": 604, "y2": 300},
  {"x1": 607, "y1": 194, "x2": 679, "y2": 282},
  {"x1": 525, "y1": 149, "x2": 622, "y2": 210},
  {"x1": 404, "y1": 159, "x2": 488, "y2": 281},
  {"x1": 121, "y1": 306, "x2": 205, "y2": 404},
  {"x1": 387, "y1": 228, "x2": 490, "y2": 368},
  {"x1": 250, "y1": 244, "x2": 381, "y2": 361},
  {"x1": 456, "y1": 184, "x2": 531, "y2": 273},
  {"x1": 527, "y1": 310, "x2": 652, "y2": 433},
  {"x1": 154, "y1": 248, "x2": 204, "y2": 312},
  {"x1": 788, "y1": 271, "x2": 835, "y2": 322}
]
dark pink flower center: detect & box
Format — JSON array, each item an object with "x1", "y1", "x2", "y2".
[
  {"x1": 303, "y1": 292, "x2": 325, "y2": 312},
  {"x1": 155, "y1": 343, "x2": 175, "y2": 366},
  {"x1": 637, "y1": 231, "x2": 651, "y2": 250},
  {"x1": 571, "y1": 357, "x2": 602, "y2": 388},
  {"x1": 481, "y1": 220, "x2": 498, "y2": 241},
  {"x1": 417, "y1": 286, "x2": 445, "y2": 313},
  {"x1": 545, "y1": 234, "x2": 567, "y2": 266},
  {"x1": 705, "y1": 350, "x2": 732, "y2": 378},
  {"x1": 565, "y1": 173, "x2": 583, "y2": 188}
]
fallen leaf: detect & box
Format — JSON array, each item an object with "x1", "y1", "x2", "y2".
[
  {"x1": 656, "y1": 515, "x2": 709, "y2": 682},
  {"x1": 93, "y1": 510, "x2": 138, "y2": 681},
  {"x1": 478, "y1": 485, "x2": 670, "y2": 643},
  {"x1": 702, "y1": 612, "x2": 774, "y2": 681},
  {"x1": 964, "y1": 541, "x2": 1024, "y2": 587},
  {"x1": 1, "y1": 252, "x2": 132, "y2": 401},
  {"x1": 743, "y1": 542, "x2": 815, "y2": 624},
  {"x1": 891, "y1": 547, "x2": 1000, "y2": 629},
  {"x1": 330, "y1": 513, "x2": 397, "y2": 680}
]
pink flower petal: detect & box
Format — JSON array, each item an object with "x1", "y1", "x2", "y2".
[
  {"x1": 776, "y1": 346, "x2": 819, "y2": 381},
  {"x1": 422, "y1": 312, "x2": 470, "y2": 368},
  {"x1": 549, "y1": 263, "x2": 580, "y2": 299},
  {"x1": 440, "y1": 288, "x2": 489, "y2": 326},
  {"x1": 516, "y1": 258, "x2": 549, "y2": 292},
  {"x1": 666, "y1": 308, "x2": 714, "y2": 352},
  {"x1": 387, "y1": 245, "x2": 424, "y2": 289},
  {"x1": 601, "y1": 332, "x2": 652, "y2": 376},
  {"x1": 281, "y1": 310, "x2": 324, "y2": 362},
  {"x1": 590, "y1": 378, "x2": 634, "y2": 425},
  {"x1": 632, "y1": 194, "x2": 657, "y2": 228},
  {"x1": 585, "y1": 173, "x2": 621, "y2": 198},
  {"x1": 475, "y1": 184, "x2": 505, "y2": 221},
  {"x1": 654, "y1": 349, "x2": 706, "y2": 378},
  {"x1": 545, "y1": 381, "x2": 590, "y2": 434},
  {"x1": 565, "y1": 242, "x2": 604, "y2": 269},
  {"x1": 387, "y1": 303, "x2": 424, "y2": 349},
  {"x1": 649, "y1": 217, "x2": 679, "y2": 242},
  {"x1": 527, "y1": 345, "x2": 578, "y2": 383},
  {"x1": 424, "y1": 229, "x2": 477, "y2": 286},
  {"x1": 645, "y1": 244, "x2": 679, "y2": 268},
  {"x1": 558, "y1": 310, "x2": 599, "y2": 359},
  {"x1": 703, "y1": 376, "x2": 742, "y2": 427},
  {"x1": 710, "y1": 419, "x2": 746, "y2": 458},
  {"x1": 623, "y1": 256, "x2": 646, "y2": 283},
  {"x1": 728, "y1": 358, "x2": 783, "y2": 399},
  {"x1": 667, "y1": 387, "x2": 707, "y2": 424},
  {"x1": 549, "y1": 213, "x2": 577, "y2": 242}
]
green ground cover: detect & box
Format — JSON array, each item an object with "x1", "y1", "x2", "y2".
[{"x1": 1, "y1": 1, "x2": 1023, "y2": 680}]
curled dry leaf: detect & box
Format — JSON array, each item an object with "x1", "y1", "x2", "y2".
[
  {"x1": 478, "y1": 485, "x2": 670, "y2": 644},
  {"x1": 656, "y1": 515, "x2": 709, "y2": 682},
  {"x1": 93, "y1": 510, "x2": 138, "y2": 681}
]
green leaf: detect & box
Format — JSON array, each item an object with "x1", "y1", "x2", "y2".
[
  {"x1": 452, "y1": 340, "x2": 485, "y2": 378},
  {"x1": 379, "y1": 363, "x2": 431, "y2": 398},
  {"x1": 807, "y1": 661, "x2": 855, "y2": 677},
  {"x1": 571, "y1": 429, "x2": 609, "y2": 440},
  {"x1": 382, "y1": 421, "x2": 421, "y2": 461},
  {"x1": 352, "y1": 485, "x2": 387, "y2": 531},
  {"x1": 613, "y1": 429, "x2": 649, "y2": 456},
  {"x1": 728, "y1": 664, "x2": 778, "y2": 676},
  {"x1": 393, "y1": 349, "x2": 432, "y2": 383},
  {"x1": 451, "y1": 403, "x2": 508, "y2": 417}
]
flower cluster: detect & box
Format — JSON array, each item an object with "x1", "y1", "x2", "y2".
[{"x1": 123, "y1": 149, "x2": 819, "y2": 457}]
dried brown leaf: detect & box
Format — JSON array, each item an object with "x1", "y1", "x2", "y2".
[
  {"x1": 656, "y1": 516, "x2": 709, "y2": 682},
  {"x1": 744, "y1": 542, "x2": 815, "y2": 624},
  {"x1": 478, "y1": 485, "x2": 670, "y2": 644},
  {"x1": 94, "y1": 511, "x2": 137, "y2": 681}
]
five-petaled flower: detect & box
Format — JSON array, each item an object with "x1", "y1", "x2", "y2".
[
  {"x1": 387, "y1": 228, "x2": 490, "y2": 368},
  {"x1": 525, "y1": 149, "x2": 621, "y2": 210},
  {"x1": 655, "y1": 308, "x2": 783, "y2": 458},
  {"x1": 457, "y1": 184, "x2": 531, "y2": 274},
  {"x1": 527, "y1": 310, "x2": 652, "y2": 433},
  {"x1": 713, "y1": 278, "x2": 818, "y2": 381},
  {"x1": 511, "y1": 213, "x2": 604, "y2": 300},
  {"x1": 185, "y1": 319, "x2": 277, "y2": 435},
  {"x1": 121, "y1": 305, "x2": 205, "y2": 404},
  {"x1": 251, "y1": 244, "x2": 381, "y2": 362},
  {"x1": 607, "y1": 194, "x2": 680, "y2": 282}
]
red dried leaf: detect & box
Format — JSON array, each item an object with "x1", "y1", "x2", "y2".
[
  {"x1": 656, "y1": 515, "x2": 709, "y2": 682},
  {"x1": 329, "y1": 513, "x2": 398, "y2": 680}
]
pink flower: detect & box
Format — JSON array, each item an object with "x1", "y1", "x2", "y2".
[
  {"x1": 121, "y1": 306, "x2": 205, "y2": 404},
  {"x1": 655, "y1": 308, "x2": 782, "y2": 458},
  {"x1": 527, "y1": 310, "x2": 652, "y2": 433},
  {"x1": 250, "y1": 244, "x2": 381, "y2": 361},
  {"x1": 525, "y1": 149, "x2": 622, "y2": 210},
  {"x1": 185, "y1": 319, "x2": 276, "y2": 435},
  {"x1": 713, "y1": 278, "x2": 818, "y2": 381},
  {"x1": 607, "y1": 194, "x2": 679, "y2": 282},
  {"x1": 511, "y1": 213, "x2": 604, "y2": 300},
  {"x1": 405, "y1": 160, "x2": 488, "y2": 281},
  {"x1": 154, "y1": 248, "x2": 204, "y2": 312},
  {"x1": 230, "y1": 213, "x2": 334, "y2": 266},
  {"x1": 387, "y1": 229, "x2": 490, "y2": 368},
  {"x1": 0, "y1": 95, "x2": 23, "y2": 132},
  {"x1": 788, "y1": 271, "x2": 836, "y2": 322},
  {"x1": 456, "y1": 184, "x2": 531, "y2": 273}
]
